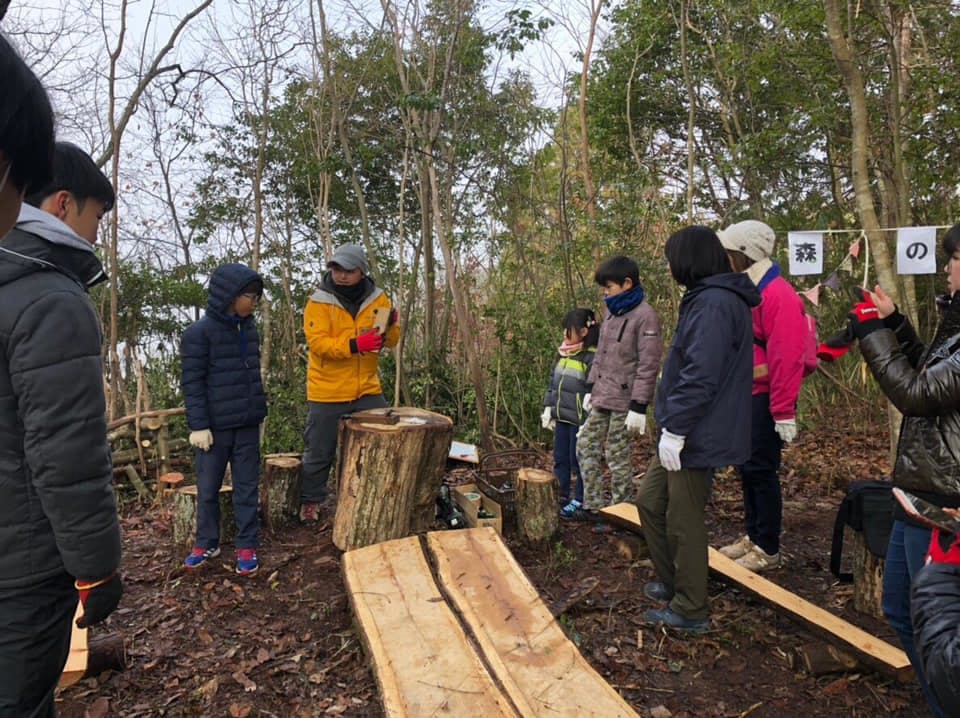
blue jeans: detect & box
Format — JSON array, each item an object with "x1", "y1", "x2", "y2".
[
  {"x1": 882, "y1": 520, "x2": 945, "y2": 718},
  {"x1": 553, "y1": 421, "x2": 584, "y2": 503},
  {"x1": 195, "y1": 425, "x2": 261, "y2": 550},
  {"x1": 739, "y1": 393, "x2": 783, "y2": 555}
]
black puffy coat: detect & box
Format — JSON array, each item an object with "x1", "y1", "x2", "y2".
[
  {"x1": 0, "y1": 226, "x2": 121, "y2": 588},
  {"x1": 859, "y1": 300, "x2": 960, "y2": 511},
  {"x1": 654, "y1": 273, "x2": 760, "y2": 469},
  {"x1": 181, "y1": 263, "x2": 267, "y2": 431},
  {"x1": 911, "y1": 561, "x2": 960, "y2": 716}
]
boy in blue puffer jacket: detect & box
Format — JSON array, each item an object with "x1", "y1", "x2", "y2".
[
  {"x1": 541, "y1": 308, "x2": 599, "y2": 510},
  {"x1": 181, "y1": 263, "x2": 268, "y2": 576}
]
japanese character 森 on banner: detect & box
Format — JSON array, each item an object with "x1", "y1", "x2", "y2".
[
  {"x1": 788, "y1": 231, "x2": 823, "y2": 276},
  {"x1": 896, "y1": 226, "x2": 938, "y2": 275}
]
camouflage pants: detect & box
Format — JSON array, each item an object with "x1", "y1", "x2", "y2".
[{"x1": 577, "y1": 408, "x2": 634, "y2": 510}]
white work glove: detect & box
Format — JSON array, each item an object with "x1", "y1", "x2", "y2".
[
  {"x1": 775, "y1": 419, "x2": 797, "y2": 444},
  {"x1": 658, "y1": 430, "x2": 685, "y2": 471},
  {"x1": 189, "y1": 429, "x2": 214, "y2": 452},
  {"x1": 540, "y1": 407, "x2": 555, "y2": 431},
  {"x1": 625, "y1": 410, "x2": 646, "y2": 434},
  {"x1": 582, "y1": 393, "x2": 592, "y2": 413}
]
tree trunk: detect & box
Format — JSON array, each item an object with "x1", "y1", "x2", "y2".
[
  {"x1": 852, "y1": 530, "x2": 884, "y2": 619},
  {"x1": 260, "y1": 456, "x2": 302, "y2": 533},
  {"x1": 515, "y1": 468, "x2": 558, "y2": 543},
  {"x1": 172, "y1": 485, "x2": 235, "y2": 547},
  {"x1": 332, "y1": 408, "x2": 453, "y2": 551}
]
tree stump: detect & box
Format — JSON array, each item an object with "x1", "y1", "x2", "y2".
[
  {"x1": 515, "y1": 467, "x2": 558, "y2": 543},
  {"x1": 852, "y1": 530, "x2": 884, "y2": 618},
  {"x1": 172, "y1": 485, "x2": 235, "y2": 547},
  {"x1": 260, "y1": 456, "x2": 302, "y2": 533},
  {"x1": 332, "y1": 407, "x2": 453, "y2": 551}
]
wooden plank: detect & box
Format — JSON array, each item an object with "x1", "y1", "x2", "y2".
[
  {"x1": 597, "y1": 503, "x2": 912, "y2": 681},
  {"x1": 58, "y1": 602, "x2": 88, "y2": 689},
  {"x1": 342, "y1": 536, "x2": 518, "y2": 718},
  {"x1": 427, "y1": 528, "x2": 639, "y2": 718}
]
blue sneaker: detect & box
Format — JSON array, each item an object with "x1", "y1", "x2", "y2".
[
  {"x1": 236, "y1": 549, "x2": 259, "y2": 576},
  {"x1": 643, "y1": 606, "x2": 709, "y2": 634},
  {"x1": 560, "y1": 499, "x2": 584, "y2": 519},
  {"x1": 183, "y1": 546, "x2": 220, "y2": 569}
]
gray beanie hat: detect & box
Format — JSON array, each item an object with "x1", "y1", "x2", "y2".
[
  {"x1": 717, "y1": 220, "x2": 776, "y2": 263},
  {"x1": 328, "y1": 243, "x2": 370, "y2": 274}
]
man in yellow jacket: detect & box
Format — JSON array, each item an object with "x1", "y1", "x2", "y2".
[{"x1": 300, "y1": 244, "x2": 400, "y2": 523}]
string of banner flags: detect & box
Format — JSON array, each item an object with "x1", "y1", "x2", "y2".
[{"x1": 786, "y1": 225, "x2": 953, "y2": 306}]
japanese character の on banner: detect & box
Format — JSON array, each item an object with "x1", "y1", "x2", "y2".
[{"x1": 896, "y1": 226, "x2": 938, "y2": 275}]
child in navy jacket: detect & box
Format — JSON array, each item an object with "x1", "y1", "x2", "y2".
[{"x1": 181, "y1": 263, "x2": 268, "y2": 576}]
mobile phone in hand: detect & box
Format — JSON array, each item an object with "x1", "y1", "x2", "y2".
[{"x1": 892, "y1": 487, "x2": 960, "y2": 535}]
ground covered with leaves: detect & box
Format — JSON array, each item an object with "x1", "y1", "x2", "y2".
[{"x1": 59, "y1": 410, "x2": 930, "y2": 718}]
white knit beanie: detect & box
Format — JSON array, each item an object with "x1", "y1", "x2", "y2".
[{"x1": 717, "y1": 220, "x2": 776, "y2": 262}]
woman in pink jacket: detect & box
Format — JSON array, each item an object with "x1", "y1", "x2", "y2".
[{"x1": 717, "y1": 220, "x2": 810, "y2": 571}]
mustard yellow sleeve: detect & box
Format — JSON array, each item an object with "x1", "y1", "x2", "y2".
[{"x1": 304, "y1": 299, "x2": 354, "y2": 360}]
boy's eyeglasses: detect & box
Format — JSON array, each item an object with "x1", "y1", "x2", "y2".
[{"x1": 241, "y1": 293, "x2": 261, "y2": 302}]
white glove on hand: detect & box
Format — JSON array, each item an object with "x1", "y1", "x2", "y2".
[
  {"x1": 658, "y1": 430, "x2": 685, "y2": 471},
  {"x1": 775, "y1": 419, "x2": 797, "y2": 444},
  {"x1": 189, "y1": 429, "x2": 214, "y2": 452},
  {"x1": 540, "y1": 407, "x2": 555, "y2": 431},
  {"x1": 582, "y1": 393, "x2": 592, "y2": 413},
  {"x1": 625, "y1": 410, "x2": 646, "y2": 434}
]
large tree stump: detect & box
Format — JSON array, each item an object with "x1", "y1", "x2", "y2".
[
  {"x1": 332, "y1": 407, "x2": 453, "y2": 551},
  {"x1": 172, "y1": 485, "x2": 235, "y2": 547},
  {"x1": 852, "y1": 530, "x2": 884, "y2": 618},
  {"x1": 515, "y1": 468, "x2": 558, "y2": 543},
  {"x1": 260, "y1": 456, "x2": 302, "y2": 533}
]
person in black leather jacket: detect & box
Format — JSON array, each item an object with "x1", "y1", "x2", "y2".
[
  {"x1": 912, "y1": 524, "x2": 960, "y2": 717},
  {"x1": 848, "y1": 223, "x2": 960, "y2": 718}
]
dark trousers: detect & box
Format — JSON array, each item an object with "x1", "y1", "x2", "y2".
[
  {"x1": 637, "y1": 456, "x2": 713, "y2": 619},
  {"x1": 300, "y1": 394, "x2": 387, "y2": 503},
  {"x1": 739, "y1": 393, "x2": 783, "y2": 555},
  {"x1": 553, "y1": 421, "x2": 584, "y2": 503},
  {"x1": 195, "y1": 424, "x2": 260, "y2": 550},
  {"x1": 0, "y1": 573, "x2": 75, "y2": 718}
]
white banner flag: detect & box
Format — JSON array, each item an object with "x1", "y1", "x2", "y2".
[
  {"x1": 788, "y1": 232, "x2": 824, "y2": 275},
  {"x1": 897, "y1": 226, "x2": 938, "y2": 274}
]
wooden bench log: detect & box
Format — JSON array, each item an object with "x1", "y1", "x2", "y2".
[
  {"x1": 597, "y1": 502, "x2": 911, "y2": 681},
  {"x1": 343, "y1": 529, "x2": 639, "y2": 717},
  {"x1": 172, "y1": 485, "x2": 234, "y2": 547},
  {"x1": 333, "y1": 408, "x2": 453, "y2": 551},
  {"x1": 515, "y1": 467, "x2": 558, "y2": 543},
  {"x1": 260, "y1": 456, "x2": 302, "y2": 533}
]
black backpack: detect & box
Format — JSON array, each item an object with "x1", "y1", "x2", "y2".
[{"x1": 829, "y1": 479, "x2": 895, "y2": 582}]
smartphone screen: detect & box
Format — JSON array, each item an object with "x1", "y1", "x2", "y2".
[{"x1": 892, "y1": 487, "x2": 960, "y2": 534}]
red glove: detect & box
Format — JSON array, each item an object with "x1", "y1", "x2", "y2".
[
  {"x1": 927, "y1": 528, "x2": 960, "y2": 566},
  {"x1": 848, "y1": 301, "x2": 883, "y2": 339},
  {"x1": 354, "y1": 329, "x2": 384, "y2": 354},
  {"x1": 76, "y1": 573, "x2": 123, "y2": 628}
]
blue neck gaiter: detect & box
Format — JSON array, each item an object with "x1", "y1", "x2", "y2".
[{"x1": 604, "y1": 284, "x2": 645, "y2": 316}]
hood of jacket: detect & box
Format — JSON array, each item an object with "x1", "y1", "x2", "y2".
[
  {"x1": 0, "y1": 204, "x2": 107, "y2": 289},
  {"x1": 682, "y1": 271, "x2": 761, "y2": 311},
  {"x1": 206, "y1": 263, "x2": 263, "y2": 322}
]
